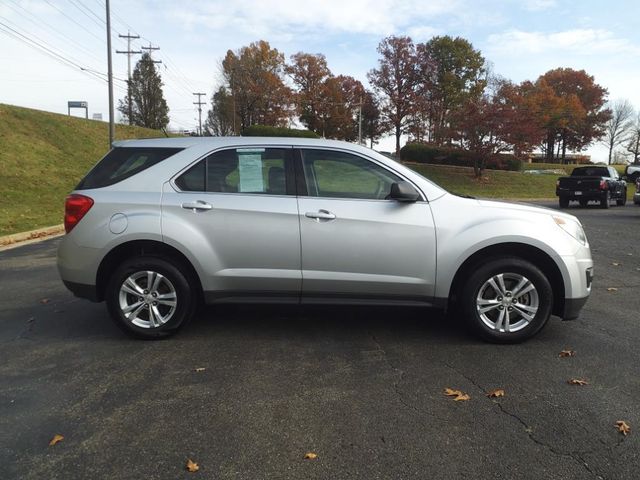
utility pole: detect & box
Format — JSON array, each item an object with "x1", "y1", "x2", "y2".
[
  {"x1": 116, "y1": 31, "x2": 141, "y2": 125},
  {"x1": 193, "y1": 92, "x2": 206, "y2": 136},
  {"x1": 105, "y1": 0, "x2": 114, "y2": 147},
  {"x1": 141, "y1": 42, "x2": 162, "y2": 64}
]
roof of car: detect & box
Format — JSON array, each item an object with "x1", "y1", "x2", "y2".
[{"x1": 112, "y1": 136, "x2": 365, "y2": 150}]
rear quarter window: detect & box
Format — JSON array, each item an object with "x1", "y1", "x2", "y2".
[{"x1": 76, "y1": 147, "x2": 183, "y2": 189}]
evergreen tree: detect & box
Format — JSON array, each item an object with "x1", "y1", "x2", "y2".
[{"x1": 118, "y1": 53, "x2": 169, "y2": 129}]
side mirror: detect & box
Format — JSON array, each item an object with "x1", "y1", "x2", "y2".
[{"x1": 389, "y1": 181, "x2": 420, "y2": 202}]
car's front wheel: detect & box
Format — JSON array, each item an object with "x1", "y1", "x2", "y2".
[
  {"x1": 460, "y1": 257, "x2": 553, "y2": 343},
  {"x1": 106, "y1": 256, "x2": 197, "y2": 339}
]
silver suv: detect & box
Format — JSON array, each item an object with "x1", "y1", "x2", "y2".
[{"x1": 57, "y1": 137, "x2": 593, "y2": 342}]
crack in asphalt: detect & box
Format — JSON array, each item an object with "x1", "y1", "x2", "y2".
[
  {"x1": 441, "y1": 361, "x2": 610, "y2": 480},
  {"x1": 16, "y1": 316, "x2": 36, "y2": 341},
  {"x1": 366, "y1": 335, "x2": 626, "y2": 480},
  {"x1": 367, "y1": 331, "x2": 444, "y2": 423}
]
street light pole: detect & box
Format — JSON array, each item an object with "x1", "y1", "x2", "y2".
[{"x1": 105, "y1": 0, "x2": 114, "y2": 147}]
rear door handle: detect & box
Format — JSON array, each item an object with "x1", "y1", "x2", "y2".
[
  {"x1": 305, "y1": 209, "x2": 336, "y2": 221},
  {"x1": 181, "y1": 200, "x2": 212, "y2": 212}
]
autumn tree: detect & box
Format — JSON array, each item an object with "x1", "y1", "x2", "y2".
[
  {"x1": 361, "y1": 91, "x2": 384, "y2": 147},
  {"x1": 204, "y1": 87, "x2": 235, "y2": 136},
  {"x1": 452, "y1": 77, "x2": 543, "y2": 177},
  {"x1": 368, "y1": 36, "x2": 419, "y2": 155},
  {"x1": 602, "y1": 99, "x2": 634, "y2": 164},
  {"x1": 537, "y1": 68, "x2": 610, "y2": 162},
  {"x1": 417, "y1": 36, "x2": 486, "y2": 145},
  {"x1": 117, "y1": 52, "x2": 169, "y2": 129},
  {"x1": 625, "y1": 111, "x2": 640, "y2": 163},
  {"x1": 222, "y1": 40, "x2": 293, "y2": 130},
  {"x1": 286, "y1": 52, "x2": 332, "y2": 133}
]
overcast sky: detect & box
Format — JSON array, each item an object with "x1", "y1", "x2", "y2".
[{"x1": 1, "y1": 0, "x2": 639, "y2": 160}]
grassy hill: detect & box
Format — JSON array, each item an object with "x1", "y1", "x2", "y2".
[{"x1": 0, "y1": 104, "x2": 168, "y2": 235}]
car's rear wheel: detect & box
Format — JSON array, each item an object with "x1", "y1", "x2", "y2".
[
  {"x1": 460, "y1": 257, "x2": 553, "y2": 343},
  {"x1": 106, "y1": 256, "x2": 196, "y2": 339},
  {"x1": 558, "y1": 197, "x2": 569, "y2": 208},
  {"x1": 616, "y1": 189, "x2": 627, "y2": 206},
  {"x1": 600, "y1": 191, "x2": 610, "y2": 209}
]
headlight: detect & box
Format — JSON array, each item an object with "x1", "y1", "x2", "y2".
[{"x1": 553, "y1": 216, "x2": 588, "y2": 246}]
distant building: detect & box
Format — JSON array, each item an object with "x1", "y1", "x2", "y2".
[{"x1": 92, "y1": 113, "x2": 103, "y2": 121}]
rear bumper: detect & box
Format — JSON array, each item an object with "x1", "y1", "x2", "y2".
[
  {"x1": 62, "y1": 280, "x2": 100, "y2": 302},
  {"x1": 556, "y1": 189, "x2": 604, "y2": 200}
]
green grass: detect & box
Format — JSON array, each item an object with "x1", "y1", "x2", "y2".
[
  {"x1": 406, "y1": 164, "x2": 558, "y2": 199},
  {"x1": 0, "y1": 104, "x2": 168, "y2": 235},
  {"x1": 407, "y1": 163, "x2": 635, "y2": 202}
]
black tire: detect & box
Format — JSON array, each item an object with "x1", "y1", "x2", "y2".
[
  {"x1": 600, "y1": 191, "x2": 610, "y2": 209},
  {"x1": 106, "y1": 256, "x2": 197, "y2": 339},
  {"x1": 459, "y1": 257, "x2": 553, "y2": 343},
  {"x1": 579, "y1": 199, "x2": 588, "y2": 208},
  {"x1": 616, "y1": 189, "x2": 627, "y2": 206},
  {"x1": 558, "y1": 197, "x2": 569, "y2": 209},
  {"x1": 629, "y1": 172, "x2": 640, "y2": 183}
]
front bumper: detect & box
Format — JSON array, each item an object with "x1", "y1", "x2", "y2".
[{"x1": 563, "y1": 296, "x2": 589, "y2": 320}]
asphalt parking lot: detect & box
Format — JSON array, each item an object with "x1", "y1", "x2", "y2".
[{"x1": 1, "y1": 201, "x2": 639, "y2": 479}]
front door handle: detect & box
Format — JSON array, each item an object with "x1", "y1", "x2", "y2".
[
  {"x1": 305, "y1": 209, "x2": 336, "y2": 221},
  {"x1": 181, "y1": 200, "x2": 213, "y2": 212}
]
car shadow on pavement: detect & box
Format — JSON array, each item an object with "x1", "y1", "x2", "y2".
[{"x1": 187, "y1": 304, "x2": 476, "y2": 346}]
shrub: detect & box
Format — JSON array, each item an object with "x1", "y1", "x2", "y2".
[
  {"x1": 242, "y1": 125, "x2": 319, "y2": 138},
  {"x1": 400, "y1": 142, "x2": 522, "y2": 171}
]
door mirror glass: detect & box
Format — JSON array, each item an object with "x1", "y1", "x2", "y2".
[{"x1": 388, "y1": 182, "x2": 420, "y2": 202}]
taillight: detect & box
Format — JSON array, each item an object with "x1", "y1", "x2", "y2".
[
  {"x1": 599, "y1": 180, "x2": 607, "y2": 190},
  {"x1": 556, "y1": 180, "x2": 560, "y2": 187},
  {"x1": 64, "y1": 194, "x2": 94, "y2": 233}
]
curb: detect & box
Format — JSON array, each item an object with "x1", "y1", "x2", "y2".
[{"x1": 0, "y1": 224, "x2": 65, "y2": 251}]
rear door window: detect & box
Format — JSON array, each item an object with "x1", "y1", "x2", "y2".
[
  {"x1": 175, "y1": 148, "x2": 292, "y2": 195},
  {"x1": 76, "y1": 147, "x2": 183, "y2": 189}
]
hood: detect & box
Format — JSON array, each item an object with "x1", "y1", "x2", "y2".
[{"x1": 475, "y1": 198, "x2": 581, "y2": 224}]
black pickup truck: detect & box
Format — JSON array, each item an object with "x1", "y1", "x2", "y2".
[{"x1": 556, "y1": 166, "x2": 627, "y2": 209}]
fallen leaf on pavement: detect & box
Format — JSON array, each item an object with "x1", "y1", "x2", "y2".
[
  {"x1": 194, "y1": 367, "x2": 206, "y2": 372},
  {"x1": 49, "y1": 434, "x2": 64, "y2": 446},
  {"x1": 186, "y1": 459, "x2": 199, "y2": 472},
  {"x1": 612, "y1": 262, "x2": 621, "y2": 266},
  {"x1": 304, "y1": 452, "x2": 318, "y2": 460},
  {"x1": 559, "y1": 350, "x2": 576, "y2": 357},
  {"x1": 444, "y1": 388, "x2": 470, "y2": 401},
  {"x1": 487, "y1": 389, "x2": 505, "y2": 398},
  {"x1": 606, "y1": 288, "x2": 618, "y2": 292},
  {"x1": 567, "y1": 378, "x2": 589, "y2": 386},
  {"x1": 444, "y1": 387, "x2": 463, "y2": 397},
  {"x1": 40, "y1": 298, "x2": 50, "y2": 304},
  {"x1": 616, "y1": 421, "x2": 631, "y2": 436}
]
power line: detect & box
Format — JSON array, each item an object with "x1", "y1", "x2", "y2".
[
  {"x1": 0, "y1": 19, "x2": 127, "y2": 94},
  {"x1": 68, "y1": 0, "x2": 105, "y2": 28},
  {"x1": 5, "y1": 0, "x2": 103, "y2": 65},
  {"x1": 41, "y1": 0, "x2": 105, "y2": 44}
]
